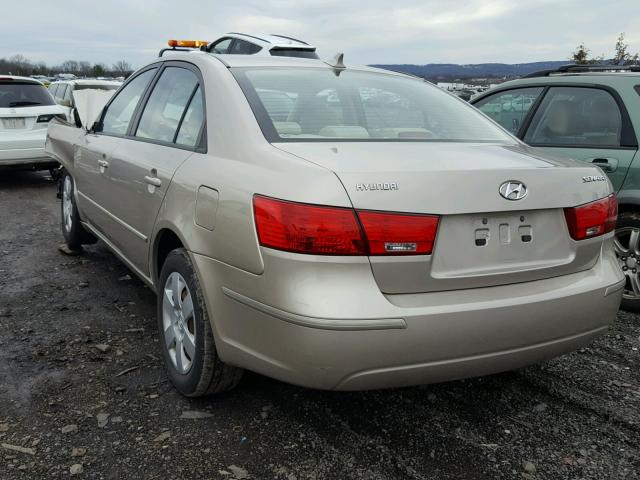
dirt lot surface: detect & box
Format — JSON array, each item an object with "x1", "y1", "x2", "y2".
[{"x1": 0, "y1": 171, "x2": 639, "y2": 480}]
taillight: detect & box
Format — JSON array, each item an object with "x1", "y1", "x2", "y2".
[
  {"x1": 564, "y1": 194, "x2": 617, "y2": 240},
  {"x1": 37, "y1": 114, "x2": 66, "y2": 123},
  {"x1": 253, "y1": 195, "x2": 440, "y2": 256},
  {"x1": 253, "y1": 196, "x2": 366, "y2": 255},
  {"x1": 357, "y1": 210, "x2": 439, "y2": 255}
]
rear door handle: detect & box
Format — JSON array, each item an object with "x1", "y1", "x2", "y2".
[
  {"x1": 590, "y1": 158, "x2": 618, "y2": 172},
  {"x1": 144, "y1": 176, "x2": 162, "y2": 188}
]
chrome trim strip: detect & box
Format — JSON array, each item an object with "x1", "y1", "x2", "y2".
[
  {"x1": 77, "y1": 191, "x2": 148, "y2": 241},
  {"x1": 222, "y1": 287, "x2": 407, "y2": 331}
]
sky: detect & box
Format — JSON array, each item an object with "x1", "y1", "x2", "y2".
[{"x1": 2, "y1": 0, "x2": 640, "y2": 68}]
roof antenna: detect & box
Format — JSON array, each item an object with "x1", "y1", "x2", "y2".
[{"x1": 325, "y1": 53, "x2": 346, "y2": 75}]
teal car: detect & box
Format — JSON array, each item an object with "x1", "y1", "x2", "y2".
[{"x1": 472, "y1": 65, "x2": 640, "y2": 311}]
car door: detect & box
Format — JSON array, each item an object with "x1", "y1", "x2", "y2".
[
  {"x1": 522, "y1": 86, "x2": 639, "y2": 191},
  {"x1": 98, "y1": 62, "x2": 206, "y2": 277},
  {"x1": 74, "y1": 68, "x2": 158, "y2": 239}
]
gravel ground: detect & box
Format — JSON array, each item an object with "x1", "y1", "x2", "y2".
[{"x1": 0, "y1": 171, "x2": 639, "y2": 480}]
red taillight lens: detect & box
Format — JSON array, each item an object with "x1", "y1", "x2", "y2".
[
  {"x1": 253, "y1": 195, "x2": 366, "y2": 255},
  {"x1": 564, "y1": 194, "x2": 617, "y2": 240},
  {"x1": 253, "y1": 195, "x2": 440, "y2": 256},
  {"x1": 357, "y1": 210, "x2": 439, "y2": 255}
]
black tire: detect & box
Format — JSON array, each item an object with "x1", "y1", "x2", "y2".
[
  {"x1": 616, "y1": 211, "x2": 640, "y2": 313},
  {"x1": 60, "y1": 171, "x2": 97, "y2": 249},
  {"x1": 157, "y1": 248, "x2": 243, "y2": 397}
]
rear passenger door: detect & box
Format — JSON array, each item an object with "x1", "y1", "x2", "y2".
[
  {"x1": 100, "y1": 62, "x2": 206, "y2": 277},
  {"x1": 522, "y1": 86, "x2": 638, "y2": 191},
  {"x1": 75, "y1": 67, "x2": 158, "y2": 236}
]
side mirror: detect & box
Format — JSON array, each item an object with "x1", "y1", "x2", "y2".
[{"x1": 59, "y1": 98, "x2": 72, "y2": 108}]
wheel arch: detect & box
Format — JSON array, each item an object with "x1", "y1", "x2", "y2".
[
  {"x1": 616, "y1": 189, "x2": 640, "y2": 214},
  {"x1": 151, "y1": 223, "x2": 191, "y2": 287}
]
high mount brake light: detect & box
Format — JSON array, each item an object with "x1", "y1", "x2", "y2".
[
  {"x1": 564, "y1": 194, "x2": 617, "y2": 241},
  {"x1": 253, "y1": 195, "x2": 440, "y2": 256},
  {"x1": 168, "y1": 39, "x2": 209, "y2": 48}
]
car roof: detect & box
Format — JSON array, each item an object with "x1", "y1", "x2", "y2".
[
  {"x1": 0, "y1": 75, "x2": 43, "y2": 85},
  {"x1": 471, "y1": 72, "x2": 640, "y2": 101},
  {"x1": 52, "y1": 79, "x2": 121, "y2": 86},
  {"x1": 223, "y1": 32, "x2": 315, "y2": 50}
]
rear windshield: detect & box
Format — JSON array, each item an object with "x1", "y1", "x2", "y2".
[
  {"x1": 74, "y1": 84, "x2": 120, "y2": 92},
  {"x1": 269, "y1": 49, "x2": 319, "y2": 59},
  {"x1": 233, "y1": 68, "x2": 513, "y2": 143},
  {"x1": 0, "y1": 82, "x2": 55, "y2": 108}
]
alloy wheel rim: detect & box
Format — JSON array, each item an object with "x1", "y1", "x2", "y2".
[
  {"x1": 162, "y1": 272, "x2": 196, "y2": 374},
  {"x1": 614, "y1": 226, "x2": 640, "y2": 299},
  {"x1": 62, "y1": 176, "x2": 73, "y2": 233}
]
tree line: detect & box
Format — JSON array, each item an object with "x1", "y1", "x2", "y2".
[
  {"x1": 0, "y1": 54, "x2": 133, "y2": 77},
  {"x1": 571, "y1": 32, "x2": 639, "y2": 65}
]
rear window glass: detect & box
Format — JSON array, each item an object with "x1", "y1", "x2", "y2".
[
  {"x1": 0, "y1": 82, "x2": 54, "y2": 108},
  {"x1": 74, "y1": 84, "x2": 120, "y2": 92},
  {"x1": 269, "y1": 49, "x2": 319, "y2": 59},
  {"x1": 234, "y1": 68, "x2": 513, "y2": 143}
]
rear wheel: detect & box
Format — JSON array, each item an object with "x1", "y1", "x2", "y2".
[
  {"x1": 61, "y1": 171, "x2": 96, "y2": 249},
  {"x1": 614, "y1": 211, "x2": 640, "y2": 312},
  {"x1": 157, "y1": 248, "x2": 243, "y2": 396}
]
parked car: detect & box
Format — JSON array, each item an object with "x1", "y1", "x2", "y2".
[
  {"x1": 206, "y1": 33, "x2": 318, "y2": 58},
  {"x1": 49, "y1": 79, "x2": 121, "y2": 125},
  {"x1": 46, "y1": 47, "x2": 624, "y2": 397},
  {"x1": 0, "y1": 75, "x2": 65, "y2": 172},
  {"x1": 472, "y1": 64, "x2": 640, "y2": 311}
]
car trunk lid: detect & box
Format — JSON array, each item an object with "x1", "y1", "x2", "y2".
[{"x1": 274, "y1": 141, "x2": 613, "y2": 293}]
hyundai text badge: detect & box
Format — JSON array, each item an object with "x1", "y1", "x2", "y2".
[{"x1": 499, "y1": 181, "x2": 527, "y2": 201}]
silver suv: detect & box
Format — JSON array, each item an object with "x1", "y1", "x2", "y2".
[{"x1": 46, "y1": 49, "x2": 624, "y2": 396}]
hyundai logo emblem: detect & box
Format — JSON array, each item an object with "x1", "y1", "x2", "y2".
[{"x1": 499, "y1": 181, "x2": 528, "y2": 201}]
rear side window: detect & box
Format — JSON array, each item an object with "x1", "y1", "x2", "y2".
[
  {"x1": 56, "y1": 85, "x2": 68, "y2": 101},
  {"x1": 210, "y1": 38, "x2": 232, "y2": 54},
  {"x1": 49, "y1": 84, "x2": 59, "y2": 98},
  {"x1": 474, "y1": 87, "x2": 543, "y2": 134},
  {"x1": 230, "y1": 39, "x2": 262, "y2": 55},
  {"x1": 0, "y1": 81, "x2": 55, "y2": 108},
  {"x1": 136, "y1": 67, "x2": 203, "y2": 147},
  {"x1": 524, "y1": 87, "x2": 623, "y2": 147},
  {"x1": 101, "y1": 69, "x2": 156, "y2": 136}
]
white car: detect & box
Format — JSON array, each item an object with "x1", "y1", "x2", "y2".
[
  {"x1": 49, "y1": 79, "x2": 121, "y2": 125},
  {"x1": 0, "y1": 75, "x2": 65, "y2": 171},
  {"x1": 206, "y1": 33, "x2": 318, "y2": 58}
]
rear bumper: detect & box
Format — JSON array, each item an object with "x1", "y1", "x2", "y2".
[
  {"x1": 193, "y1": 239, "x2": 624, "y2": 390},
  {"x1": 0, "y1": 146, "x2": 55, "y2": 167}
]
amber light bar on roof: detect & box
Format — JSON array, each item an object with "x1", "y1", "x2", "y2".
[{"x1": 168, "y1": 40, "x2": 209, "y2": 48}]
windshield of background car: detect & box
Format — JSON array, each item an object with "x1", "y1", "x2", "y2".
[
  {"x1": 233, "y1": 68, "x2": 514, "y2": 143},
  {"x1": 0, "y1": 81, "x2": 54, "y2": 108}
]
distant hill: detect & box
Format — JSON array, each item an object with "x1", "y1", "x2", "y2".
[{"x1": 370, "y1": 61, "x2": 569, "y2": 79}]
